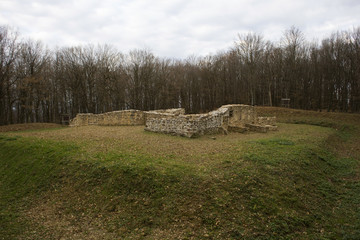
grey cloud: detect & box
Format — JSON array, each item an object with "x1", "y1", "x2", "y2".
[{"x1": 1, "y1": 0, "x2": 360, "y2": 58}]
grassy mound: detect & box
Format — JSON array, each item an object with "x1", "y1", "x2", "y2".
[{"x1": 1, "y1": 108, "x2": 359, "y2": 239}]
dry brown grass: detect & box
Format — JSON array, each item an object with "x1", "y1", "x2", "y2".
[
  {"x1": 7, "y1": 123, "x2": 332, "y2": 171},
  {"x1": 23, "y1": 187, "x2": 117, "y2": 240},
  {"x1": 256, "y1": 106, "x2": 360, "y2": 125},
  {"x1": 7, "y1": 125, "x2": 268, "y2": 166},
  {"x1": 255, "y1": 107, "x2": 360, "y2": 160}
]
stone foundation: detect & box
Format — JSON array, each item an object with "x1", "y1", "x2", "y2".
[
  {"x1": 70, "y1": 110, "x2": 145, "y2": 126},
  {"x1": 144, "y1": 104, "x2": 277, "y2": 137},
  {"x1": 70, "y1": 104, "x2": 277, "y2": 138},
  {"x1": 145, "y1": 107, "x2": 228, "y2": 138}
]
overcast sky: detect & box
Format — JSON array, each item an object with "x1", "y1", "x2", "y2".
[{"x1": 1, "y1": 0, "x2": 360, "y2": 59}]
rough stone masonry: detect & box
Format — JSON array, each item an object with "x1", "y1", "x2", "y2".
[{"x1": 70, "y1": 104, "x2": 277, "y2": 138}]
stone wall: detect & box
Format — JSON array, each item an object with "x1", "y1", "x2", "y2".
[
  {"x1": 257, "y1": 117, "x2": 277, "y2": 126},
  {"x1": 70, "y1": 110, "x2": 145, "y2": 126},
  {"x1": 69, "y1": 113, "x2": 94, "y2": 126},
  {"x1": 144, "y1": 104, "x2": 277, "y2": 138},
  {"x1": 223, "y1": 104, "x2": 257, "y2": 126},
  {"x1": 69, "y1": 104, "x2": 277, "y2": 138},
  {"x1": 145, "y1": 107, "x2": 228, "y2": 138},
  {"x1": 149, "y1": 108, "x2": 185, "y2": 115}
]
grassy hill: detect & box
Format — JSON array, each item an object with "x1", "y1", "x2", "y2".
[{"x1": 1, "y1": 107, "x2": 359, "y2": 239}]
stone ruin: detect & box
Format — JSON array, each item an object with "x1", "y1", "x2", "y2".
[
  {"x1": 69, "y1": 104, "x2": 277, "y2": 138},
  {"x1": 69, "y1": 110, "x2": 145, "y2": 127}
]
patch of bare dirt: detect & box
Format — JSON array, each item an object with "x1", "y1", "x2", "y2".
[{"x1": 0, "y1": 123, "x2": 64, "y2": 132}]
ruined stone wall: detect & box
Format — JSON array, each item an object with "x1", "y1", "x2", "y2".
[
  {"x1": 257, "y1": 117, "x2": 277, "y2": 126},
  {"x1": 222, "y1": 104, "x2": 257, "y2": 127},
  {"x1": 256, "y1": 117, "x2": 278, "y2": 131},
  {"x1": 69, "y1": 113, "x2": 94, "y2": 126},
  {"x1": 70, "y1": 110, "x2": 145, "y2": 126},
  {"x1": 145, "y1": 107, "x2": 228, "y2": 138},
  {"x1": 149, "y1": 108, "x2": 185, "y2": 115},
  {"x1": 145, "y1": 104, "x2": 277, "y2": 137},
  {"x1": 100, "y1": 110, "x2": 145, "y2": 126},
  {"x1": 69, "y1": 105, "x2": 277, "y2": 138}
]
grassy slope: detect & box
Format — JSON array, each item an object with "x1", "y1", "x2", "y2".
[{"x1": 0, "y1": 108, "x2": 359, "y2": 239}]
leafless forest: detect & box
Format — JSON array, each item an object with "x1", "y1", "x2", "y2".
[{"x1": 0, "y1": 25, "x2": 359, "y2": 125}]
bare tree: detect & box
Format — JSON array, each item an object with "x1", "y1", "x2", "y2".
[
  {"x1": 15, "y1": 39, "x2": 49, "y2": 123},
  {"x1": 0, "y1": 26, "x2": 19, "y2": 125},
  {"x1": 235, "y1": 32, "x2": 266, "y2": 105},
  {"x1": 1, "y1": 25, "x2": 360, "y2": 125}
]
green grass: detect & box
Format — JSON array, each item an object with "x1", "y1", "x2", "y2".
[
  {"x1": 0, "y1": 111, "x2": 360, "y2": 239},
  {"x1": 0, "y1": 136, "x2": 78, "y2": 239}
]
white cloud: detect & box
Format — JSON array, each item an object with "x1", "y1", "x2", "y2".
[{"x1": 1, "y1": 0, "x2": 360, "y2": 58}]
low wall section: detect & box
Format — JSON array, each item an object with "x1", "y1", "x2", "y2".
[
  {"x1": 145, "y1": 107, "x2": 228, "y2": 138},
  {"x1": 223, "y1": 104, "x2": 257, "y2": 127},
  {"x1": 145, "y1": 104, "x2": 277, "y2": 137},
  {"x1": 70, "y1": 110, "x2": 145, "y2": 126},
  {"x1": 69, "y1": 105, "x2": 277, "y2": 138}
]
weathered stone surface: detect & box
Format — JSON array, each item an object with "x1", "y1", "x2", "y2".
[
  {"x1": 69, "y1": 104, "x2": 277, "y2": 138},
  {"x1": 245, "y1": 123, "x2": 268, "y2": 133},
  {"x1": 144, "y1": 108, "x2": 228, "y2": 138},
  {"x1": 148, "y1": 108, "x2": 185, "y2": 116},
  {"x1": 145, "y1": 104, "x2": 276, "y2": 137},
  {"x1": 264, "y1": 125, "x2": 278, "y2": 131},
  {"x1": 70, "y1": 110, "x2": 145, "y2": 126},
  {"x1": 228, "y1": 125, "x2": 247, "y2": 133},
  {"x1": 257, "y1": 117, "x2": 277, "y2": 126}
]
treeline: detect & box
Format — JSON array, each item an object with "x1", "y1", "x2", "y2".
[{"x1": 1, "y1": 25, "x2": 360, "y2": 125}]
